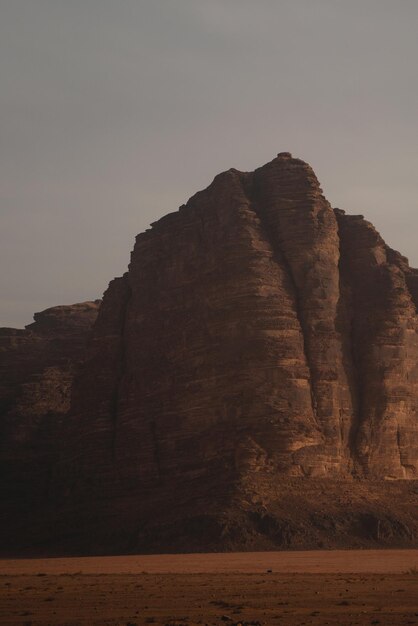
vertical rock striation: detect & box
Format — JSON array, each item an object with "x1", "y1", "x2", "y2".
[
  {"x1": 335, "y1": 210, "x2": 418, "y2": 478},
  {"x1": 1, "y1": 153, "x2": 417, "y2": 553},
  {"x1": 45, "y1": 153, "x2": 417, "y2": 552}
]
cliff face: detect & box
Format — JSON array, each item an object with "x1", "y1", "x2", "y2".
[
  {"x1": 2, "y1": 153, "x2": 418, "y2": 554},
  {"x1": 0, "y1": 301, "x2": 100, "y2": 543},
  {"x1": 43, "y1": 153, "x2": 417, "y2": 553},
  {"x1": 335, "y1": 211, "x2": 418, "y2": 478}
]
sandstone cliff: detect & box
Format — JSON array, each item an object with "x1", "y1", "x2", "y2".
[
  {"x1": 2, "y1": 153, "x2": 418, "y2": 554},
  {"x1": 0, "y1": 301, "x2": 100, "y2": 546}
]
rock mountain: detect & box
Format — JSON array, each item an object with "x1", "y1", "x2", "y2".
[{"x1": 1, "y1": 153, "x2": 417, "y2": 554}]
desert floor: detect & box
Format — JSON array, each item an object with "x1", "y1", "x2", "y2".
[{"x1": 1, "y1": 550, "x2": 417, "y2": 625}]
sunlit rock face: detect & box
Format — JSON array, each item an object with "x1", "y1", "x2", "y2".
[{"x1": 2, "y1": 154, "x2": 418, "y2": 554}]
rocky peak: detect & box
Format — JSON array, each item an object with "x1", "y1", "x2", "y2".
[{"x1": 1, "y1": 155, "x2": 418, "y2": 554}]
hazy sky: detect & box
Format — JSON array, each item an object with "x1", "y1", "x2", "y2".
[{"x1": 1, "y1": 1, "x2": 418, "y2": 327}]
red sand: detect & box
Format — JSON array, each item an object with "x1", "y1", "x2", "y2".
[
  {"x1": 1, "y1": 549, "x2": 417, "y2": 575},
  {"x1": 2, "y1": 551, "x2": 418, "y2": 625}
]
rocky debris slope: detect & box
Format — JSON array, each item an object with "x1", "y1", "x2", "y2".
[
  {"x1": 0, "y1": 301, "x2": 100, "y2": 544},
  {"x1": 2, "y1": 153, "x2": 418, "y2": 554}
]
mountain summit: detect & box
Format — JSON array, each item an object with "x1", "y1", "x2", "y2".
[{"x1": 1, "y1": 154, "x2": 417, "y2": 553}]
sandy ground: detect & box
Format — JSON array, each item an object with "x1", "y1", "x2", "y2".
[
  {"x1": 1, "y1": 551, "x2": 417, "y2": 625},
  {"x1": 2, "y1": 550, "x2": 418, "y2": 575}
]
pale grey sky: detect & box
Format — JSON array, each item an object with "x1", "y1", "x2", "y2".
[{"x1": 1, "y1": 0, "x2": 417, "y2": 327}]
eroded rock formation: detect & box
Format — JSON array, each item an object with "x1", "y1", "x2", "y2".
[
  {"x1": 0, "y1": 301, "x2": 100, "y2": 543},
  {"x1": 1, "y1": 153, "x2": 417, "y2": 554}
]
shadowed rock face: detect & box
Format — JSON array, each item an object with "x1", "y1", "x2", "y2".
[
  {"x1": 2, "y1": 154, "x2": 418, "y2": 554},
  {"x1": 0, "y1": 301, "x2": 100, "y2": 540}
]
